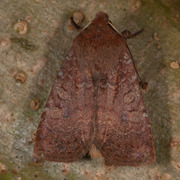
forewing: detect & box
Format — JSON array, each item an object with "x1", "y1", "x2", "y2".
[
  {"x1": 34, "y1": 49, "x2": 94, "y2": 162},
  {"x1": 95, "y1": 45, "x2": 155, "y2": 166}
]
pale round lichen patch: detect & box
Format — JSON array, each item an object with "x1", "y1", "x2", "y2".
[
  {"x1": 14, "y1": 71, "x2": 27, "y2": 83},
  {"x1": 170, "y1": 139, "x2": 178, "y2": 148},
  {"x1": 14, "y1": 20, "x2": 28, "y2": 35},
  {"x1": 0, "y1": 162, "x2": 7, "y2": 174},
  {"x1": 170, "y1": 61, "x2": 179, "y2": 69},
  {"x1": 30, "y1": 98, "x2": 41, "y2": 111},
  {"x1": 72, "y1": 11, "x2": 84, "y2": 26},
  {"x1": 153, "y1": 32, "x2": 159, "y2": 41},
  {"x1": 17, "y1": 177, "x2": 22, "y2": 180},
  {"x1": 67, "y1": 11, "x2": 84, "y2": 31},
  {"x1": 0, "y1": 37, "x2": 11, "y2": 51}
]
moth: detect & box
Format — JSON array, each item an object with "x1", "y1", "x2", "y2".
[{"x1": 34, "y1": 12, "x2": 156, "y2": 166}]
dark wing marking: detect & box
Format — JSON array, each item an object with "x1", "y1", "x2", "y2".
[
  {"x1": 34, "y1": 49, "x2": 94, "y2": 162},
  {"x1": 95, "y1": 44, "x2": 155, "y2": 166}
]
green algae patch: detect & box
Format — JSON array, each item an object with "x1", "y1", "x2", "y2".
[
  {"x1": 11, "y1": 37, "x2": 37, "y2": 51},
  {"x1": 0, "y1": 174, "x2": 13, "y2": 180}
]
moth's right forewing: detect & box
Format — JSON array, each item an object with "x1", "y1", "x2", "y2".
[{"x1": 95, "y1": 38, "x2": 155, "y2": 166}]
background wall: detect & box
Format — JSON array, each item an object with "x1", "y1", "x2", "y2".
[{"x1": 0, "y1": 0, "x2": 180, "y2": 179}]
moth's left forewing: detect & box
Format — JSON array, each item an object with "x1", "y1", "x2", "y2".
[{"x1": 34, "y1": 49, "x2": 95, "y2": 162}]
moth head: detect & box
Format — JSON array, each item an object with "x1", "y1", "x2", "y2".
[{"x1": 92, "y1": 12, "x2": 109, "y2": 25}]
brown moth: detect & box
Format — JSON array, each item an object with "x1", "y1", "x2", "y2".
[{"x1": 34, "y1": 12, "x2": 156, "y2": 166}]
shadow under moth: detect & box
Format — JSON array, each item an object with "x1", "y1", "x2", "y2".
[{"x1": 34, "y1": 12, "x2": 155, "y2": 166}]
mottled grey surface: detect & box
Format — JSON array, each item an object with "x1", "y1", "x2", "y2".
[{"x1": 0, "y1": 0, "x2": 180, "y2": 179}]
